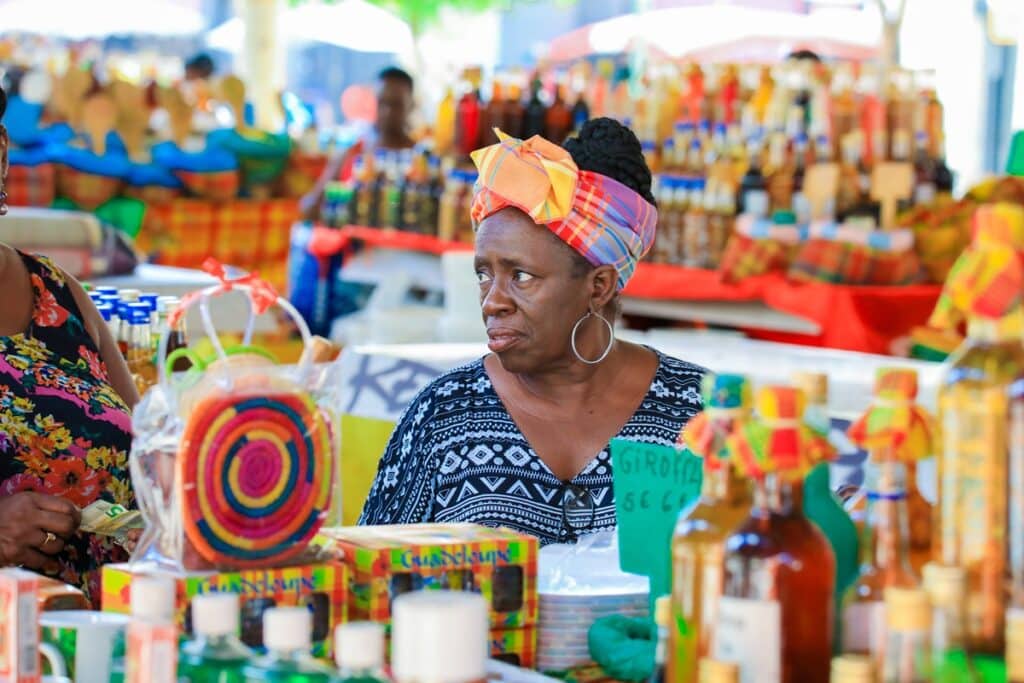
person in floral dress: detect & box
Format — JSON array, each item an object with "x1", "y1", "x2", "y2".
[{"x1": 0, "y1": 86, "x2": 138, "y2": 605}]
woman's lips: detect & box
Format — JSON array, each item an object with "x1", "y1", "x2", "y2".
[{"x1": 487, "y1": 329, "x2": 522, "y2": 353}]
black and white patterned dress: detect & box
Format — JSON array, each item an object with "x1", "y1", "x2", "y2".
[{"x1": 358, "y1": 350, "x2": 706, "y2": 545}]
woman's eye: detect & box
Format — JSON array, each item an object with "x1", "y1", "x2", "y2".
[
  {"x1": 475, "y1": 271, "x2": 491, "y2": 284},
  {"x1": 513, "y1": 271, "x2": 534, "y2": 283}
]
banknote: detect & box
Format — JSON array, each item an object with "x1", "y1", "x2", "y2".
[{"x1": 79, "y1": 500, "x2": 144, "y2": 544}]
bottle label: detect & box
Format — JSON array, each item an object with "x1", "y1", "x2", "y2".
[
  {"x1": 126, "y1": 622, "x2": 177, "y2": 683},
  {"x1": 713, "y1": 597, "x2": 780, "y2": 683},
  {"x1": 842, "y1": 601, "x2": 885, "y2": 656}
]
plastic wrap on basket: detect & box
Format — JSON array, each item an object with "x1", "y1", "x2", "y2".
[{"x1": 129, "y1": 263, "x2": 339, "y2": 572}]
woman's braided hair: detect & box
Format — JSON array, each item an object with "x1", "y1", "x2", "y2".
[{"x1": 561, "y1": 117, "x2": 656, "y2": 207}]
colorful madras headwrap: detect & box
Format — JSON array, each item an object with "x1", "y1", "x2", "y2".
[{"x1": 470, "y1": 129, "x2": 658, "y2": 290}]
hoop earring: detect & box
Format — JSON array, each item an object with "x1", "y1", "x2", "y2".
[
  {"x1": 571, "y1": 311, "x2": 614, "y2": 365},
  {"x1": 0, "y1": 190, "x2": 7, "y2": 217}
]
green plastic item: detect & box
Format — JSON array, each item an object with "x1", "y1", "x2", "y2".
[
  {"x1": 163, "y1": 345, "x2": 279, "y2": 380},
  {"x1": 51, "y1": 196, "x2": 147, "y2": 238},
  {"x1": 803, "y1": 462, "x2": 860, "y2": 653},
  {"x1": 772, "y1": 209, "x2": 798, "y2": 225},
  {"x1": 179, "y1": 633, "x2": 252, "y2": 683},
  {"x1": 1007, "y1": 130, "x2": 1024, "y2": 176},
  {"x1": 587, "y1": 615, "x2": 656, "y2": 683}
]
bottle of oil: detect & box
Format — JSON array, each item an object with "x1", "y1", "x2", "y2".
[
  {"x1": 671, "y1": 374, "x2": 753, "y2": 683},
  {"x1": 716, "y1": 386, "x2": 837, "y2": 683}
]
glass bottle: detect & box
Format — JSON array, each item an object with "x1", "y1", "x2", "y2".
[
  {"x1": 334, "y1": 622, "x2": 391, "y2": 683},
  {"x1": 455, "y1": 75, "x2": 482, "y2": 158},
  {"x1": 179, "y1": 594, "x2": 252, "y2": 683},
  {"x1": 523, "y1": 75, "x2": 546, "y2": 139},
  {"x1": 842, "y1": 461, "x2": 917, "y2": 665},
  {"x1": 683, "y1": 178, "x2": 709, "y2": 268},
  {"x1": 242, "y1": 608, "x2": 334, "y2": 682},
  {"x1": 672, "y1": 374, "x2": 753, "y2": 683},
  {"x1": 921, "y1": 563, "x2": 969, "y2": 682},
  {"x1": 503, "y1": 82, "x2": 525, "y2": 139},
  {"x1": 830, "y1": 655, "x2": 876, "y2": 683},
  {"x1": 434, "y1": 87, "x2": 456, "y2": 157},
  {"x1": 126, "y1": 303, "x2": 155, "y2": 394},
  {"x1": 882, "y1": 587, "x2": 932, "y2": 683},
  {"x1": 650, "y1": 595, "x2": 669, "y2": 683},
  {"x1": 125, "y1": 575, "x2": 178, "y2": 683},
  {"x1": 545, "y1": 84, "x2": 572, "y2": 144},
  {"x1": 437, "y1": 170, "x2": 463, "y2": 243},
  {"x1": 716, "y1": 387, "x2": 836, "y2": 683},
  {"x1": 936, "y1": 315, "x2": 1024, "y2": 654}
]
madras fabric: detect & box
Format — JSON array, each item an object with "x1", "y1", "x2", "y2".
[
  {"x1": 678, "y1": 374, "x2": 752, "y2": 472},
  {"x1": 55, "y1": 165, "x2": 122, "y2": 210},
  {"x1": 847, "y1": 368, "x2": 936, "y2": 462},
  {"x1": 929, "y1": 203, "x2": 1024, "y2": 336},
  {"x1": 140, "y1": 198, "x2": 299, "y2": 289},
  {"x1": 788, "y1": 239, "x2": 925, "y2": 286},
  {"x1": 5, "y1": 162, "x2": 56, "y2": 207},
  {"x1": 727, "y1": 386, "x2": 836, "y2": 480},
  {"x1": 175, "y1": 169, "x2": 241, "y2": 202},
  {"x1": 718, "y1": 233, "x2": 792, "y2": 283},
  {"x1": 122, "y1": 184, "x2": 182, "y2": 204},
  {"x1": 470, "y1": 129, "x2": 657, "y2": 290}
]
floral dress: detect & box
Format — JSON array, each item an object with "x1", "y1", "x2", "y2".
[{"x1": 0, "y1": 252, "x2": 133, "y2": 605}]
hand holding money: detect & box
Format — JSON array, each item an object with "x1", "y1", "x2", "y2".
[{"x1": 79, "y1": 500, "x2": 144, "y2": 546}]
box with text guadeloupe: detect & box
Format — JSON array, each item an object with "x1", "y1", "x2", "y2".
[
  {"x1": 322, "y1": 524, "x2": 538, "y2": 630},
  {"x1": 101, "y1": 562, "x2": 347, "y2": 657}
]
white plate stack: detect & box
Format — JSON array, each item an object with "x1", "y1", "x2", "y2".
[{"x1": 537, "y1": 588, "x2": 649, "y2": 673}]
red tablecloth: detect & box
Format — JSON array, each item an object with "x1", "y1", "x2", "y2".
[{"x1": 327, "y1": 226, "x2": 943, "y2": 355}]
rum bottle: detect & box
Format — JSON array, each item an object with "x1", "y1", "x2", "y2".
[{"x1": 671, "y1": 374, "x2": 753, "y2": 683}]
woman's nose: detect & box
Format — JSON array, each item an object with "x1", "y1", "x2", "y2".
[{"x1": 481, "y1": 279, "x2": 515, "y2": 317}]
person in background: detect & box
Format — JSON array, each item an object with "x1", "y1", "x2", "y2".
[
  {"x1": 184, "y1": 53, "x2": 216, "y2": 82},
  {"x1": 300, "y1": 66, "x2": 417, "y2": 222},
  {"x1": 0, "y1": 86, "x2": 138, "y2": 604},
  {"x1": 359, "y1": 118, "x2": 707, "y2": 544}
]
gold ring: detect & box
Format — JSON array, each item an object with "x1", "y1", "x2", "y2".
[{"x1": 43, "y1": 532, "x2": 57, "y2": 546}]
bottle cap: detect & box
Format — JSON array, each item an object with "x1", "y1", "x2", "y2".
[
  {"x1": 885, "y1": 587, "x2": 931, "y2": 631},
  {"x1": 191, "y1": 593, "x2": 240, "y2": 637},
  {"x1": 698, "y1": 658, "x2": 739, "y2": 683},
  {"x1": 131, "y1": 575, "x2": 176, "y2": 621},
  {"x1": 335, "y1": 622, "x2": 385, "y2": 672},
  {"x1": 922, "y1": 563, "x2": 966, "y2": 605},
  {"x1": 94, "y1": 286, "x2": 119, "y2": 296},
  {"x1": 118, "y1": 289, "x2": 142, "y2": 301},
  {"x1": 792, "y1": 371, "x2": 828, "y2": 406},
  {"x1": 139, "y1": 293, "x2": 160, "y2": 312},
  {"x1": 654, "y1": 596, "x2": 670, "y2": 627},
  {"x1": 96, "y1": 303, "x2": 113, "y2": 322},
  {"x1": 392, "y1": 591, "x2": 488, "y2": 683},
  {"x1": 156, "y1": 296, "x2": 180, "y2": 314},
  {"x1": 263, "y1": 607, "x2": 312, "y2": 653},
  {"x1": 830, "y1": 655, "x2": 875, "y2": 681}
]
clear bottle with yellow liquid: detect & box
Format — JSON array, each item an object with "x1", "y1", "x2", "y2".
[{"x1": 671, "y1": 374, "x2": 753, "y2": 683}]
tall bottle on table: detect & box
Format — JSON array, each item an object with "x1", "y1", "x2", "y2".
[
  {"x1": 179, "y1": 593, "x2": 253, "y2": 683},
  {"x1": 125, "y1": 575, "x2": 178, "y2": 683},
  {"x1": 928, "y1": 202, "x2": 1024, "y2": 655},
  {"x1": 670, "y1": 374, "x2": 754, "y2": 683},
  {"x1": 715, "y1": 386, "x2": 837, "y2": 683}
]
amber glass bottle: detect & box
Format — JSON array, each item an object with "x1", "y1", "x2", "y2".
[
  {"x1": 671, "y1": 374, "x2": 753, "y2": 683},
  {"x1": 716, "y1": 386, "x2": 836, "y2": 683}
]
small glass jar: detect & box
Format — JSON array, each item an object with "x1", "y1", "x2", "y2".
[{"x1": 883, "y1": 587, "x2": 932, "y2": 683}]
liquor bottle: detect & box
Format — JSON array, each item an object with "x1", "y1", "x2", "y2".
[
  {"x1": 650, "y1": 596, "x2": 670, "y2": 683},
  {"x1": 830, "y1": 655, "x2": 876, "y2": 683},
  {"x1": 716, "y1": 386, "x2": 837, "y2": 683},
  {"x1": 523, "y1": 75, "x2": 546, "y2": 139},
  {"x1": 503, "y1": 82, "x2": 525, "y2": 139},
  {"x1": 793, "y1": 372, "x2": 859, "y2": 654},
  {"x1": 847, "y1": 368, "x2": 936, "y2": 578},
  {"x1": 126, "y1": 575, "x2": 177, "y2": 683},
  {"x1": 334, "y1": 622, "x2": 391, "y2": 682},
  {"x1": 434, "y1": 87, "x2": 456, "y2": 157},
  {"x1": 480, "y1": 80, "x2": 503, "y2": 148},
  {"x1": 455, "y1": 75, "x2": 481, "y2": 158},
  {"x1": 545, "y1": 84, "x2": 572, "y2": 144},
  {"x1": 882, "y1": 588, "x2": 932, "y2": 683},
  {"x1": 571, "y1": 88, "x2": 590, "y2": 134},
  {"x1": 922, "y1": 563, "x2": 969, "y2": 682},
  {"x1": 179, "y1": 594, "x2": 252, "y2": 683},
  {"x1": 672, "y1": 374, "x2": 754, "y2": 683},
  {"x1": 683, "y1": 179, "x2": 710, "y2": 268},
  {"x1": 840, "y1": 460, "x2": 918, "y2": 667},
  {"x1": 242, "y1": 608, "x2": 334, "y2": 682}
]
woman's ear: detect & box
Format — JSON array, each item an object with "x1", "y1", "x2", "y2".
[{"x1": 588, "y1": 265, "x2": 618, "y2": 311}]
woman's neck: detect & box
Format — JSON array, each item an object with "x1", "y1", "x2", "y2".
[{"x1": 513, "y1": 341, "x2": 626, "y2": 405}]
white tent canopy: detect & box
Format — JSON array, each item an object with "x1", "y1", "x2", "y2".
[
  {"x1": 206, "y1": 0, "x2": 413, "y2": 54},
  {"x1": 0, "y1": 0, "x2": 205, "y2": 38}
]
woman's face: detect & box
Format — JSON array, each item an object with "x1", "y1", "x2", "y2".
[{"x1": 474, "y1": 208, "x2": 616, "y2": 375}]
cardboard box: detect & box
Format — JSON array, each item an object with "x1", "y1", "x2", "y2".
[
  {"x1": 0, "y1": 569, "x2": 40, "y2": 683},
  {"x1": 490, "y1": 628, "x2": 537, "y2": 670},
  {"x1": 324, "y1": 524, "x2": 538, "y2": 629},
  {"x1": 101, "y1": 562, "x2": 346, "y2": 657}
]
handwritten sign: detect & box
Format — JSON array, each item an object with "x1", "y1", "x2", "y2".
[{"x1": 611, "y1": 439, "x2": 704, "y2": 600}]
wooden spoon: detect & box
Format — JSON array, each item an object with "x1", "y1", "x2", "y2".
[
  {"x1": 870, "y1": 161, "x2": 915, "y2": 229},
  {"x1": 803, "y1": 163, "x2": 841, "y2": 221}
]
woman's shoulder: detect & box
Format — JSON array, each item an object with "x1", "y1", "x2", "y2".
[
  {"x1": 641, "y1": 348, "x2": 708, "y2": 414},
  {"x1": 655, "y1": 350, "x2": 709, "y2": 381},
  {"x1": 398, "y1": 357, "x2": 490, "y2": 419}
]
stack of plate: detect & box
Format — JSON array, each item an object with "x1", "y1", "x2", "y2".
[{"x1": 537, "y1": 589, "x2": 649, "y2": 673}]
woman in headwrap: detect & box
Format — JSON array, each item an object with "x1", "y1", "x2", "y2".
[{"x1": 360, "y1": 118, "x2": 706, "y2": 544}]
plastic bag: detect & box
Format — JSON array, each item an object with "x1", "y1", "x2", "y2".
[
  {"x1": 539, "y1": 530, "x2": 649, "y2": 596},
  {"x1": 129, "y1": 268, "x2": 339, "y2": 572}
]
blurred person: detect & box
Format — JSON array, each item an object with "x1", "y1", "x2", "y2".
[
  {"x1": 359, "y1": 119, "x2": 707, "y2": 543},
  {"x1": 0, "y1": 85, "x2": 138, "y2": 604},
  {"x1": 300, "y1": 66, "x2": 416, "y2": 221}
]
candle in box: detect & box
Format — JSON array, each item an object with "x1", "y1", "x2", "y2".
[{"x1": 0, "y1": 568, "x2": 40, "y2": 683}]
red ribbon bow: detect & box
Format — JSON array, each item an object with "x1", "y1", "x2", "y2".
[{"x1": 168, "y1": 259, "x2": 280, "y2": 329}]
